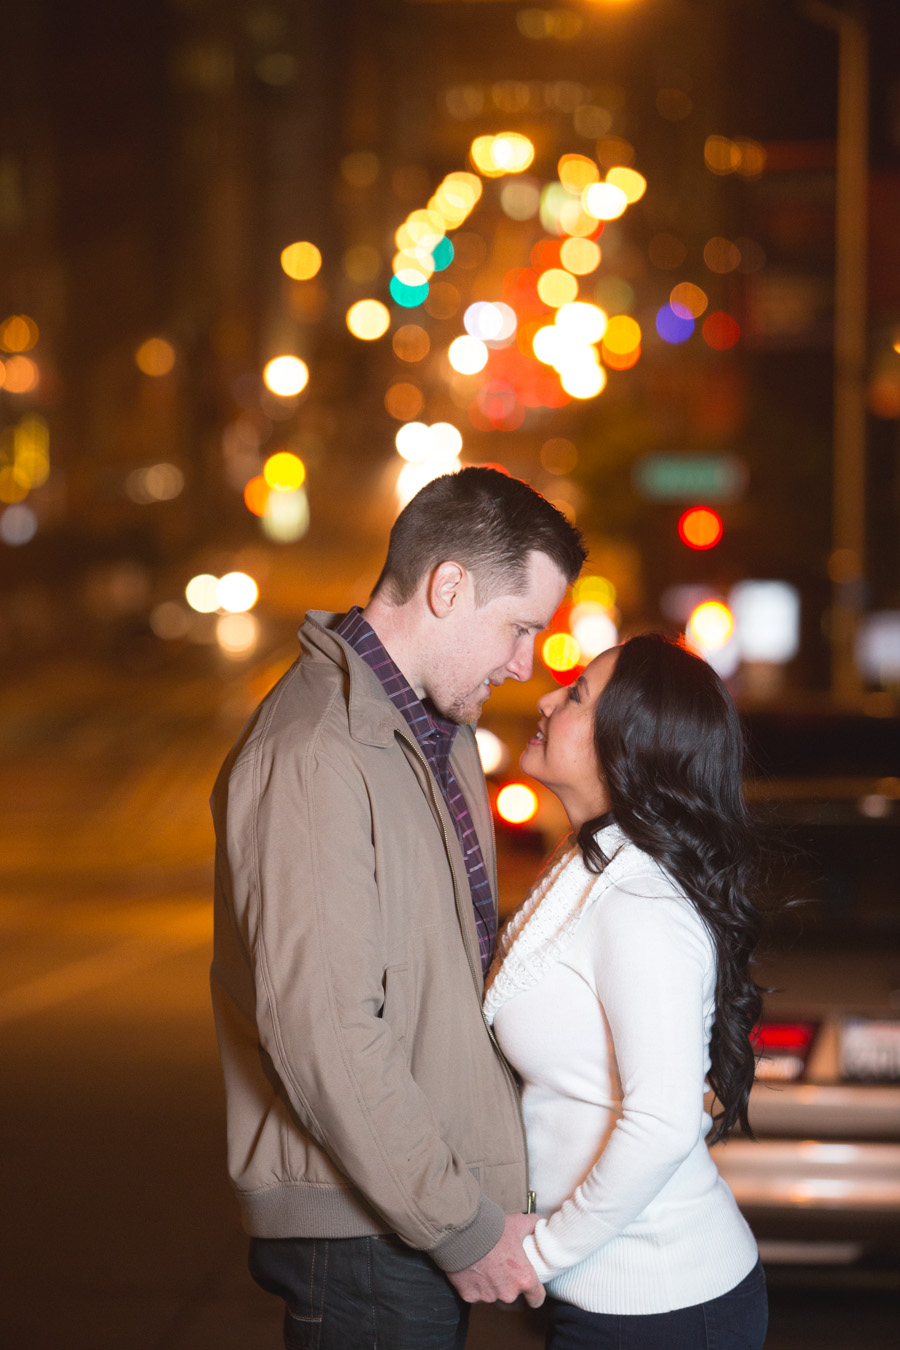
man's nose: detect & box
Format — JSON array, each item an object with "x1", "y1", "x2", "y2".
[{"x1": 507, "y1": 638, "x2": 535, "y2": 682}]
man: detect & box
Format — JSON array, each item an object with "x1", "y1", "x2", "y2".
[{"x1": 210, "y1": 467, "x2": 586, "y2": 1348}]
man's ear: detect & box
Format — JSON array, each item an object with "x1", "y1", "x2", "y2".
[{"x1": 427, "y1": 560, "x2": 468, "y2": 618}]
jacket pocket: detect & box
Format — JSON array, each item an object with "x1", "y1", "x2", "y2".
[{"x1": 381, "y1": 961, "x2": 412, "y2": 1050}]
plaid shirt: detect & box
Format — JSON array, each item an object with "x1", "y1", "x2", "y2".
[{"x1": 335, "y1": 607, "x2": 496, "y2": 974}]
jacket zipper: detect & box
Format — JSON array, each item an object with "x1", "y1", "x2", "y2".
[{"x1": 397, "y1": 728, "x2": 534, "y2": 1211}]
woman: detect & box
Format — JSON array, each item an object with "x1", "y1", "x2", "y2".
[{"x1": 484, "y1": 633, "x2": 768, "y2": 1349}]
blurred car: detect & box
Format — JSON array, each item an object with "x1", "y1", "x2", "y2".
[{"x1": 710, "y1": 710, "x2": 900, "y2": 1270}]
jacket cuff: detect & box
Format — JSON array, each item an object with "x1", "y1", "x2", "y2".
[{"x1": 427, "y1": 1195, "x2": 506, "y2": 1272}]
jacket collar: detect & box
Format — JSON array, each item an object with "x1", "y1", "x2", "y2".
[{"x1": 299, "y1": 609, "x2": 416, "y2": 748}]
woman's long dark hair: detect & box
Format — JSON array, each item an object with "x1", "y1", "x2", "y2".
[{"x1": 577, "y1": 633, "x2": 763, "y2": 1144}]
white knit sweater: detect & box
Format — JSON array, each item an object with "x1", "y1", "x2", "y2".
[{"x1": 484, "y1": 824, "x2": 758, "y2": 1314}]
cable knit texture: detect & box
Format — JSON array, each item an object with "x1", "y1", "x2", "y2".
[{"x1": 485, "y1": 822, "x2": 759, "y2": 1314}]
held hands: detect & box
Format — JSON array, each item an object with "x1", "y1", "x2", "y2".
[{"x1": 446, "y1": 1212, "x2": 545, "y2": 1307}]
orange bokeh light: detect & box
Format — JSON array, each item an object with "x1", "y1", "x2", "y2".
[{"x1": 678, "y1": 506, "x2": 723, "y2": 550}]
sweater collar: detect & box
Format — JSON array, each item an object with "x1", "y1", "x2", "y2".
[{"x1": 483, "y1": 821, "x2": 638, "y2": 1025}]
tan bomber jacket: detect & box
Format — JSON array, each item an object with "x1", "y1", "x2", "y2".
[{"x1": 210, "y1": 611, "x2": 529, "y2": 1272}]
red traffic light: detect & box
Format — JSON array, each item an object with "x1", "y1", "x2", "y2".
[{"x1": 678, "y1": 505, "x2": 723, "y2": 550}]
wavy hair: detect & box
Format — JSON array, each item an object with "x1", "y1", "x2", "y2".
[{"x1": 576, "y1": 633, "x2": 763, "y2": 1144}]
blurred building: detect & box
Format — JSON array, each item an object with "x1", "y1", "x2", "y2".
[{"x1": 1, "y1": 0, "x2": 899, "y2": 699}]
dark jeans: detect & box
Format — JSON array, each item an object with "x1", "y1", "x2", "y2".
[
  {"x1": 249, "y1": 1234, "x2": 469, "y2": 1350},
  {"x1": 546, "y1": 1259, "x2": 768, "y2": 1350}
]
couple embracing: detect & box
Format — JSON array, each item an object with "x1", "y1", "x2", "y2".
[{"x1": 211, "y1": 468, "x2": 768, "y2": 1350}]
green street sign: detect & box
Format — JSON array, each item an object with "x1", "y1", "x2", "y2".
[{"x1": 632, "y1": 453, "x2": 748, "y2": 502}]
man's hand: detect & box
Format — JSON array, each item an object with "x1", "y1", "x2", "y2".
[{"x1": 446, "y1": 1212, "x2": 545, "y2": 1307}]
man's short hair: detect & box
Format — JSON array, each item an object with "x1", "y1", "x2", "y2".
[{"x1": 372, "y1": 467, "x2": 587, "y2": 606}]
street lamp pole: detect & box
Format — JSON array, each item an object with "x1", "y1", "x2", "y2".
[{"x1": 803, "y1": 1, "x2": 869, "y2": 705}]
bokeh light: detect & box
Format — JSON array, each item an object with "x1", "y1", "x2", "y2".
[
  {"x1": 670, "y1": 282, "x2": 708, "y2": 318},
  {"x1": 217, "y1": 571, "x2": 259, "y2": 613},
  {"x1": 542, "y1": 631, "x2": 581, "y2": 672},
  {"x1": 3, "y1": 355, "x2": 39, "y2": 393},
  {"x1": 702, "y1": 312, "x2": 741, "y2": 350},
  {"x1": 385, "y1": 382, "x2": 425, "y2": 420},
  {"x1": 393, "y1": 325, "x2": 431, "y2": 362},
  {"x1": 687, "y1": 600, "x2": 734, "y2": 649},
  {"x1": 573, "y1": 575, "x2": 617, "y2": 608},
  {"x1": 185, "y1": 574, "x2": 220, "y2": 613},
  {"x1": 280, "y1": 241, "x2": 322, "y2": 280},
  {"x1": 263, "y1": 451, "x2": 306, "y2": 491},
  {"x1": 560, "y1": 236, "x2": 601, "y2": 275},
  {"x1": 678, "y1": 506, "x2": 723, "y2": 550},
  {"x1": 582, "y1": 182, "x2": 628, "y2": 220},
  {"x1": 0, "y1": 314, "x2": 39, "y2": 352},
  {"x1": 656, "y1": 304, "x2": 694, "y2": 344},
  {"x1": 0, "y1": 503, "x2": 38, "y2": 545},
  {"x1": 217, "y1": 612, "x2": 259, "y2": 658},
  {"x1": 537, "y1": 269, "x2": 579, "y2": 308},
  {"x1": 605, "y1": 166, "x2": 647, "y2": 203},
  {"x1": 347, "y1": 299, "x2": 391, "y2": 339},
  {"x1": 243, "y1": 475, "x2": 270, "y2": 517},
  {"x1": 496, "y1": 783, "x2": 539, "y2": 825},
  {"x1": 570, "y1": 605, "x2": 618, "y2": 659},
  {"x1": 263, "y1": 355, "x2": 309, "y2": 396},
  {"x1": 558, "y1": 154, "x2": 599, "y2": 194},
  {"x1": 475, "y1": 728, "x2": 507, "y2": 774},
  {"x1": 135, "y1": 338, "x2": 176, "y2": 376},
  {"x1": 448, "y1": 335, "x2": 489, "y2": 374}
]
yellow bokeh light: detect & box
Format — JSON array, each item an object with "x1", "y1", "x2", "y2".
[
  {"x1": 560, "y1": 236, "x2": 601, "y2": 275},
  {"x1": 601, "y1": 314, "x2": 641, "y2": 355},
  {"x1": 430, "y1": 172, "x2": 482, "y2": 226},
  {"x1": 573, "y1": 575, "x2": 617, "y2": 608},
  {"x1": 448, "y1": 334, "x2": 488, "y2": 374},
  {"x1": 670, "y1": 282, "x2": 708, "y2": 318},
  {"x1": 13, "y1": 413, "x2": 50, "y2": 489},
  {"x1": 346, "y1": 299, "x2": 391, "y2": 341},
  {"x1": 280, "y1": 241, "x2": 322, "y2": 280},
  {"x1": 2, "y1": 355, "x2": 39, "y2": 393},
  {"x1": 0, "y1": 466, "x2": 29, "y2": 504},
  {"x1": 559, "y1": 358, "x2": 607, "y2": 400},
  {"x1": 542, "y1": 631, "x2": 582, "y2": 672},
  {"x1": 185, "y1": 574, "x2": 220, "y2": 614},
  {"x1": 136, "y1": 338, "x2": 176, "y2": 377},
  {"x1": 263, "y1": 451, "x2": 306, "y2": 492},
  {"x1": 555, "y1": 301, "x2": 608, "y2": 344},
  {"x1": 395, "y1": 421, "x2": 433, "y2": 463},
  {"x1": 559, "y1": 200, "x2": 602, "y2": 238},
  {"x1": 217, "y1": 571, "x2": 259, "y2": 614},
  {"x1": 688, "y1": 600, "x2": 734, "y2": 650},
  {"x1": 263, "y1": 355, "x2": 309, "y2": 396},
  {"x1": 496, "y1": 782, "x2": 539, "y2": 825},
  {"x1": 582, "y1": 182, "x2": 628, "y2": 220},
  {"x1": 558, "y1": 154, "x2": 600, "y2": 195},
  {"x1": 392, "y1": 248, "x2": 435, "y2": 280},
  {"x1": 216, "y1": 612, "x2": 259, "y2": 658},
  {"x1": 605, "y1": 166, "x2": 647, "y2": 203},
  {"x1": 470, "y1": 132, "x2": 534, "y2": 177},
  {"x1": 1, "y1": 314, "x2": 39, "y2": 352},
  {"x1": 537, "y1": 268, "x2": 579, "y2": 308},
  {"x1": 397, "y1": 209, "x2": 445, "y2": 251}
]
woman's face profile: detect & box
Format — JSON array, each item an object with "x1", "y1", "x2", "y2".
[{"x1": 520, "y1": 646, "x2": 619, "y2": 826}]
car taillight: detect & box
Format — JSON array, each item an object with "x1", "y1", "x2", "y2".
[{"x1": 752, "y1": 1020, "x2": 819, "y2": 1083}]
